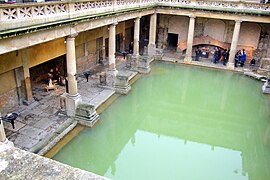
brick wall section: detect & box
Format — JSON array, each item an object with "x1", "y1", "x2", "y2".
[
  {"x1": 0, "y1": 88, "x2": 18, "y2": 113},
  {"x1": 76, "y1": 53, "x2": 97, "y2": 74}
]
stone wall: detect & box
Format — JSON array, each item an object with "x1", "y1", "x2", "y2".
[
  {"x1": 0, "y1": 88, "x2": 18, "y2": 114},
  {"x1": 158, "y1": 14, "x2": 263, "y2": 61}
]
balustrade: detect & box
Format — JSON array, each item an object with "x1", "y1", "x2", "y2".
[{"x1": 0, "y1": 0, "x2": 269, "y2": 32}]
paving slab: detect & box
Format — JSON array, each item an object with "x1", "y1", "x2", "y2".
[
  {"x1": 10, "y1": 133, "x2": 40, "y2": 150},
  {"x1": 18, "y1": 125, "x2": 44, "y2": 138},
  {"x1": 89, "y1": 89, "x2": 116, "y2": 108},
  {"x1": 33, "y1": 118, "x2": 55, "y2": 130},
  {"x1": 3, "y1": 121, "x2": 26, "y2": 132}
]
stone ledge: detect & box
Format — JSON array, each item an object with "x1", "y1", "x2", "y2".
[{"x1": 0, "y1": 142, "x2": 108, "y2": 180}]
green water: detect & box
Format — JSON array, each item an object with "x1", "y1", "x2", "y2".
[{"x1": 53, "y1": 63, "x2": 270, "y2": 180}]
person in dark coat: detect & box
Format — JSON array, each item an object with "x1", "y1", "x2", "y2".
[
  {"x1": 195, "y1": 47, "x2": 201, "y2": 61},
  {"x1": 240, "y1": 49, "x2": 246, "y2": 67}
]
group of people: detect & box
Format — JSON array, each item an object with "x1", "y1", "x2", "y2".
[
  {"x1": 195, "y1": 47, "x2": 255, "y2": 68},
  {"x1": 211, "y1": 47, "x2": 230, "y2": 66},
  {"x1": 47, "y1": 67, "x2": 65, "y2": 87},
  {"x1": 234, "y1": 49, "x2": 246, "y2": 67}
]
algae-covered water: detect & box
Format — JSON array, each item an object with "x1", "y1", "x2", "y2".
[{"x1": 53, "y1": 63, "x2": 270, "y2": 180}]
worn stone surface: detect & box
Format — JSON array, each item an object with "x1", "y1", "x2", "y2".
[
  {"x1": 137, "y1": 55, "x2": 151, "y2": 74},
  {"x1": 0, "y1": 143, "x2": 108, "y2": 180},
  {"x1": 75, "y1": 104, "x2": 100, "y2": 127}
]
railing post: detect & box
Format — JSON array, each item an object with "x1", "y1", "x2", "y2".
[
  {"x1": 113, "y1": 0, "x2": 116, "y2": 11},
  {"x1": 68, "y1": 1, "x2": 75, "y2": 13}
]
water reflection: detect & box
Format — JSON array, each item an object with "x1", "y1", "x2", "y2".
[
  {"x1": 105, "y1": 130, "x2": 248, "y2": 180},
  {"x1": 53, "y1": 63, "x2": 270, "y2": 180}
]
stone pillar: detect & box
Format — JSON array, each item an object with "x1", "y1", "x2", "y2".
[
  {"x1": 148, "y1": 13, "x2": 157, "y2": 56},
  {"x1": 102, "y1": 27, "x2": 107, "y2": 61},
  {"x1": 65, "y1": 34, "x2": 82, "y2": 116},
  {"x1": 0, "y1": 113, "x2": 13, "y2": 146},
  {"x1": 122, "y1": 22, "x2": 126, "y2": 51},
  {"x1": 14, "y1": 68, "x2": 23, "y2": 105},
  {"x1": 0, "y1": 112, "x2": 6, "y2": 143},
  {"x1": 21, "y1": 51, "x2": 34, "y2": 104},
  {"x1": 227, "y1": 20, "x2": 242, "y2": 69},
  {"x1": 134, "y1": 17, "x2": 140, "y2": 56},
  {"x1": 184, "y1": 15, "x2": 196, "y2": 63},
  {"x1": 109, "y1": 23, "x2": 117, "y2": 71}
]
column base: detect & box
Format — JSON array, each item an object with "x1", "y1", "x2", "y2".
[
  {"x1": 61, "y1": 93, "x2": 82, "y2": 116},
  {"x1": 107, "y1": 68, "x2": 118, "y2": 77},
  {"x1": 147, "y1": 44, "x2": 156, "y2": 57},
  {"x1": 137, "y1": 67, "x2": 151, "y2": 74},
  {"x1": 262, "y1": 82, "x2": 270, "y2": 94},
  {"x1": 3, "y1": 138, "x2": 14, "y2": 147},
  {"x1": 226, "y1": 62, "x2": 235, "y2": 70},
  {"x1": 114, "y1": 84, "x2": 131, "y2": 95},
  {"x1": 184, "y1": 57, "x2": 192, "y2": 63}
]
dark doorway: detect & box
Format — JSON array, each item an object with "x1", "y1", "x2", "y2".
[
  {"x1": 116, "y1": 34, "x2": 121, "y2": 53},
  {"x1": 105, "y1": 38, "x2": 109, "y2": 58},
  {"x1": 167, "y1": 33, "x2": 178, "y2": 50},
  {"x1": 29, "y1": 55, "x2": 66, "y2": 85}
]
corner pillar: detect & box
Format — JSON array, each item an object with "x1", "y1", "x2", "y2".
[
  {"x1": 184, "y1": 15, "x2": 196, "y2": 63},
  {"x1": 227, "y1": 20, "x2": 242, "y2": 69}
]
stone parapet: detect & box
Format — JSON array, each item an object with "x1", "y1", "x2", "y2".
[
  {"x1": 0, "y1": 142, "x2": 108, "y2": 180},
  {"x1": 0, "y1": 0, "x2": 268, "y2": 36}
]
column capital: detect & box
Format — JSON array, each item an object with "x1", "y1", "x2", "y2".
[
  {"x1": 67, "y1": 33, "x2": 78, "y2": 39},
  {"x1": 110, "y1": 22, "x2": 118, "y2": 27},
  {"x1": 235, "y1": 20, "x2": 242, "y2": 24},
  {"x1": 189, "y1": 14, "x2": 196, "y2": 18}
]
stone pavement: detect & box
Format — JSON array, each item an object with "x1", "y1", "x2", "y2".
[
  {"x1": 3, "y1": 58, "x2": 129, "y2": 154},
  {"x1": 3, "y1": 54, "x2": 258, "y2": 154}
]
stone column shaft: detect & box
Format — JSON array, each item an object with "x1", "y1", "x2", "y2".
[
  {"x1": 0, "y1": 113, "x2": 6, "y2": 142},
  {"x1": 109, "y1": 23, "x2": 116, "y2": 70},
  {"x1": 66, "y1": 35, "x2": 78, "y2": 96},
  {"x1": 148, "y1": 13, "x2": 157, "y2": 56},
  {"x1": 21, "y1": 51, "x2": 33, "y2": 102},
  {"x1": 149, "y1": 13, "x2": 157, "y2": 47},
  {"x1": 134, "y1": 17, "x2": 140, "y2": 56},
  {"x1": 227, "y1": 20, "x2": 242, "y2": 69},
  {"x1": 102, "y1": 27, "x2": 107, "y2": 61},
  {"x1": 184, "y1": 15, "x2": 196, "y2": 63}
]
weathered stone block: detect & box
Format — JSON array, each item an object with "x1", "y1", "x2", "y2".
[
  {"x1": 113, "y1": 72, "x2": 131, "y2": 95},
  {"x1": 137, "y1": 55, "x2": 151, "y2": 74},
  {"x1": 75, "y1": 103, "x2": 99, "y2": 127}
]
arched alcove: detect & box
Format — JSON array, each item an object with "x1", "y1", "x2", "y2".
[
  {"x1": 238, "y1": 22, "x2": 261, "y2": 49},
  {"x1": 204, "y1": 19, "x2": 226, "y2": 42}
]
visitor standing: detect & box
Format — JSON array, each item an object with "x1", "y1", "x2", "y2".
[
  {"x1": 221, "y1": 49, "x2": 227, "y2": 66},
  {"x1": 217, "y1": 47, "x2": 222, "y2": 63},
  {"x1": 195, "y1": 47, "x2": 201, "y2": 61},
  {"x1": 240, "y1": 49, "x2": 246, "y2": 67}
]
